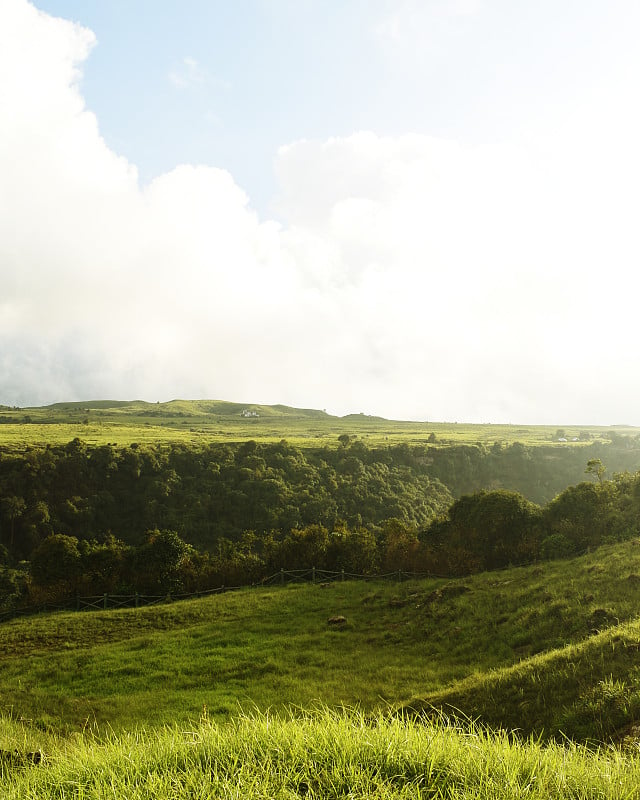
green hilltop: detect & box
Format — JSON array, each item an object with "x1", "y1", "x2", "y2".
[
  {"x1": 40, "y1": 399, "x2": 331, "y2": 417},
  {"x1": 1, "y1": 397, "x2": 637, "y2": 448}
]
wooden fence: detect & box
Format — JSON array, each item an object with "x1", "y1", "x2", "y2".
[{"x1": 0, "y1": 567, "x2": 436, "y2": 624}]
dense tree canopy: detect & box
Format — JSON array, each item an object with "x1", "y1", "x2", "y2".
[{"x1": 0, "y1": 436, "x2": 640, "y2": 609}]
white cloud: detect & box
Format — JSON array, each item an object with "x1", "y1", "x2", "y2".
[{"x1": 1, "y1": 0, "x2": 640, "y2": 424}]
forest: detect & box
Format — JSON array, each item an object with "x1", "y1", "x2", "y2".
[{"x1": 2, "y1": 434, "x2": 640, "y2": 609}]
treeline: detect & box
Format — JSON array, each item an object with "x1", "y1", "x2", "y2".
[
  {"x1": 3, "y1": 467, "x2": 640, "y2": 610},
  {"x1": 0, "y1": 437, "x2": 456, "y2": 559},
  {"x1": 1, "y1": 436, "x2": 640, "y2": 559},
  {"x1": 0, "y1": 435, "x2": 639, "y2": 609}
]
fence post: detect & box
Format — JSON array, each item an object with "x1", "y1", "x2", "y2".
[
  {"x1": 312, "y1": 566, "x2": 316, "y2": 584},
  {"x1": 280, "y1": 568, "x2": 285, "y2": 585},
  {"x1": 341, "y1": 568, "x2": 345, "y2": 582},
  {"x1": 397, "y1": 570, "x2": 401, "y2": 583},
  {"x1": 135, "y1": 592, "x2": 139, "y2": 609},
  {"x1": 76, "y1": 594, "x2": 80, "y2": 612},
  {"x1": 103, "y1": 593, "x2": 108, "y2": 610}
]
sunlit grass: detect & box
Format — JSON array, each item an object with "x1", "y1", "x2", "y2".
[
  {"x1": 2, "y1": 710, "x2": 640, "y2": 799},
  {"x1": 3, "y1": 541, "x2": 640, "y2": 740},
  {"x1": 0, "y1": 398, "x2": 625, "y2": 448},
  {"x1": 3, "y1": 544, "x2": 640, "y2": 796}
]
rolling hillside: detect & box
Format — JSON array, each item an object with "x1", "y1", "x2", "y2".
[
  {"x1": 1, "y1": 397, "x2": 637, "y2": 449},
  {"x1": 2, "y1": 540, "x2": 640, "y2": 743}
]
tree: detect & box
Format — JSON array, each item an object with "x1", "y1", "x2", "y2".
[
  {"x1": 277, "y1": 524, "x2": 329, "y2": 570},
  {"x1": 441, "y1": 490, "x2": 541, "y2": 571},
  {"x1": 79, "y1": 535, "x2": 130, "y2": 594},
  {"x1": 134, "y1": 529, "x2": 194, "y2": 594},
  {"x1": 380, "y1": 518, "x2": 420, "y2": 572},
  {"x1": 30, "y1": 534, "x2": 82, "y2": 588},
  {"x1": 325, "y1": 525, "x2": 379, "y2": 573},
  {"x1": 1, "y1": 496, "x2": 26, "y2": 549},
  {"x1": 0, "y1": 567, "x2": 23, "y2": 609},
  {"x1": 543, "y1": 480, "x2": 617, "y2": 551},
  {"x1": 585, "y1": 458, "x2": 606, "y2": 484}
]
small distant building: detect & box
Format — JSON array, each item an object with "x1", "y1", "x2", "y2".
[{"x1": 241, "y1": 409, "x2": 259, "y2": 418}]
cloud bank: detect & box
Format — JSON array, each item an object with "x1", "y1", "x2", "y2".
[{"x1": 1, "y1": 0, "x2": 640, "y2": 423}]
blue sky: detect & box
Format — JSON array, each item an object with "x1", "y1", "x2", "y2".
[
  {"x1": 2, "y1": 1, "x2": 640, "y2": 422},
  {"x1": 32, "y1": 1, "x2": 636, "y2": 211},
  {"x1": 33, "y1": 0, "x2": 392, "y2": 211}
]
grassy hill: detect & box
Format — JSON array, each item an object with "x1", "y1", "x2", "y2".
[
  {"x1": 4, "y1": 542, "x2": 640, "y2": 797},
  {"x1": 3, "y1": 540, "x2": 640, "y2": 743},
  {"x1": 0, "y1": 397, "x2": 634, "y2": 448}
]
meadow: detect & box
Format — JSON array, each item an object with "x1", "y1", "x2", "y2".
[
  {"x1": 3, "y1": 543, "x2": 640, "y2": 796},
  {"x1": 0, "y1": 398, "x2": 632, "y2": 449},
  {"x1": 2, "y1": 541, "x2": 640, "y2": 739}
]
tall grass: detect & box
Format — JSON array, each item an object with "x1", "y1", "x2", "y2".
[{"x1": 2, "y1": 710, "x2": 639, "y2": 799}]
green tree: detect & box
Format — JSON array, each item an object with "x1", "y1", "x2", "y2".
[
  {"x1": 325, "y1": 524, "x2": 379, "y2": 573},
  {"x1": 585, "y1": 458, "x2": 606, "y2": 484},
  {"x1": 277, "y1": 524, "x2": 329, "y2": 570},
  {"x1": 134, "y1": 529, "x2": 194, "y2": 594},
  {"x1": 439, "y1": 490, "x2": 541, "y2": 571},
  {"x1": 380, "y1": 518, "x2": 420, "y2": 572},
  {"x1": 30, "y1": 534, "x2": 82, "y2": 588},
  {"x1": 1, "y1": 496, "x2": 26, "y2": 548},
  {"x1": 79, "y1": 535, "x2": 129, "y2": 594},
  {"x1": 0, "y1": 567, "x2": 23, "y2": 609},
  {"x1": 543, "y1": 480, "x2": 617, "y2": 551}
]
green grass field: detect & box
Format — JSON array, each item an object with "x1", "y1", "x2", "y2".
[
  {"x1": 3, "y1": 542, "x2": 640, "y2": 796},
  {"x1": 0, "y1": 398, "x2": 631, "y2": 448},
  {"x1": 3, "y1": 541, "x2": 640, "y2": 740}
]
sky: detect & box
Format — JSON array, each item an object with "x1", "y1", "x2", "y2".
[{"x1": 1, "y1": 0, "x2": 640, "y2": 424}]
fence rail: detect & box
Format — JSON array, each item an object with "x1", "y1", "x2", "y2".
[{"x1": 0, "y1": 567, "x2": 442, "y2": 624}]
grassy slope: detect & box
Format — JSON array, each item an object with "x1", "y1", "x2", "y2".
[
  {"x1": 3, "y1": 545, "x2": 640, "y2": 798},
  {"x1": 410, "y1": 618, "x2": 640, "y2": 743},
  {"x1": 3, "y1": 541, "x2": 640, "y2": 743},
  {"x1": 0, "y1": 398, "x2": 630, "y2": 448}
]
